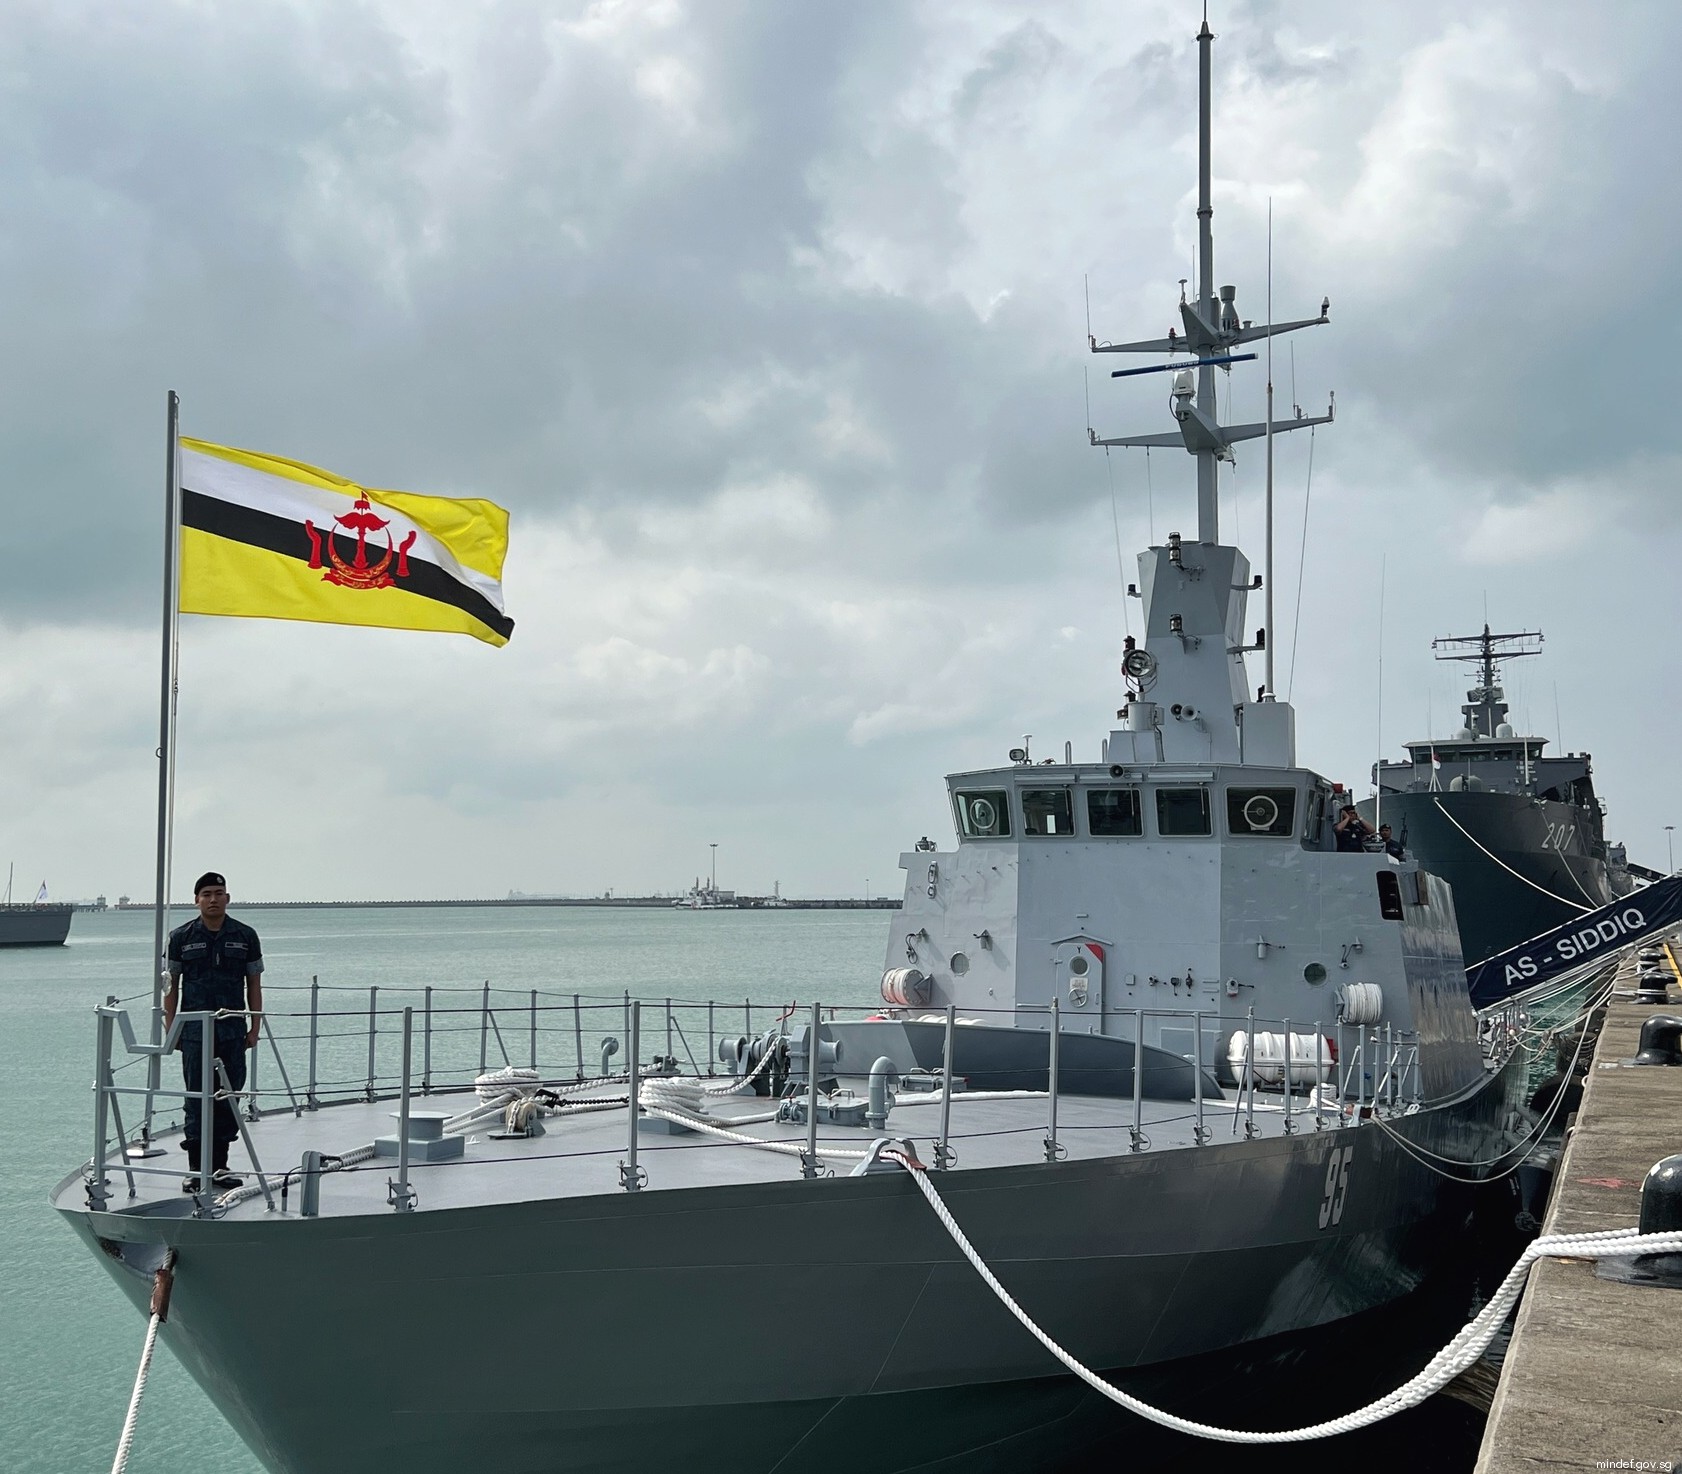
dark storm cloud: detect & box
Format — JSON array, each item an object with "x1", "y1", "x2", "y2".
[{"x1": 0, "y1": 1, "x2": 1050, "y2": 621}]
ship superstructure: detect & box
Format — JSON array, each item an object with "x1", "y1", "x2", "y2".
[{"x1": 1360, "y1": 625, "x2": 1631, "y2": 966}]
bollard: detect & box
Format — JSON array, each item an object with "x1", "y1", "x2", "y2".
[
  {"x1": 1627, "y1": 1014, "x2": 1682, "y2": 1067},
  {"x1": 300, "y1": 1149, "x2": 323, "y2": 1218},
  {"x1": 1597, "y1": 1154, "x2": 1682, "y2": 1288}
]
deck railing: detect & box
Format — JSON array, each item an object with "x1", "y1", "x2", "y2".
[{"x1": 85, "y1": 984, "x2": 1513, "y2": 1215}]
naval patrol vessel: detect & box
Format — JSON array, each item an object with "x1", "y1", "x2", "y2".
[
  {"x1": 0, "y1": 867, "x2": 73, "y2": 946},
  {"x1": 1359, "y1": 625, "x2": 1644, "y2": 967},
  {"x1": 57, "y1": 20, "x2": 1535, "y2": 1473}
]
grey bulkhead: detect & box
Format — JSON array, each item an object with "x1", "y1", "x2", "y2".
[{"x1": 890, "y1": 539, "x2": 1484, "y2": 1094}]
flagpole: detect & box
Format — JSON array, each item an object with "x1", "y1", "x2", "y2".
[{"x1": 143, "y1": 392, "x2": 182, "y2": 1146}]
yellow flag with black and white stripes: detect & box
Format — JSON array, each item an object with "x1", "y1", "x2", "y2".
[{"x1": 177, "y1": 438, "x2": 513, "y2": 646}]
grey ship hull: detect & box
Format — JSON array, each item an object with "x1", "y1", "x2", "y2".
[
  {"x1": 66, "y1": 1057, "x2": 1524, "y2": 1474},
  {"x1": 1359, "y1": 792, "x2": 1609, "y2": 967},
  {"x1": 0, "y1": 903, "x2": 73, "y2": 946}
]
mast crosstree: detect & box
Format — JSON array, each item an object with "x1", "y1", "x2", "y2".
[{"x1": 1088, "y1": 19, "x2": 1332, "y2": 552}]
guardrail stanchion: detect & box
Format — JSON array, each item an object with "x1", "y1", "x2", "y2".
[
  {"x1": 573, "y1": 993, "x2": 583, "y2": 1082},
  {"x1": 936, "y1": 1004, "x2": 956, "y2": 1169},
  {"x1": 1130, "y1": 1008, "x2": 1145, "y2": 1152},
  {"x1": 803, "y1": 1002, "x2": 821, "y2": 1179},
  {"x1": 1044, "y1": 997, "x2": 1061, "y2": 1162},
  {"x1": 1193, "y1": 1010, "x2": 1207, "y2": 1144},
  {"x1": 1314, "y1": 1024, "x2": 1325, "y2": 1130},
  {"x1": 622, "y1": 1001, "x2": 643, "y2": 1192},
  {"x1": 389, "y1": 1006, "x2": 417, "y2": 1213},
  {"x1": 364, "y1": 986, "x2": 378, "y2": 1102},
  {"x1": 422, "y1": 986, "x2": 433, "y2": 1095},
  {"x1": 87, "y1": 1009, "x2": 114, "y2": 1210},
  {"x1": 1282, "y1": 1016, "x2": 1295, "y2": 1134},
  {"x1": 307, "y1": 977, "x2": 319, "y2": 1110}
]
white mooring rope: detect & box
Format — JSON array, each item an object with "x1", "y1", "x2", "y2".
[
  {"x1": 111, "y1": 1253, "x2": 175, "y2": 1474},
  {"x1": 887, "y1": 1149, "x2": 1682, "y2": 1442}
]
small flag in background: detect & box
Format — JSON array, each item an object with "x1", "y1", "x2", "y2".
[{"x1": 178, "y1": 439, "x2": 513, "y2": 646}]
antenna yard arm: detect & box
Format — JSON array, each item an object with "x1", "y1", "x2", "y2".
[
  {"x1": 1090, "y1": 335, "x2": 1185, "y2": 356},
  {"x1": 1225, "y1": 311, "x2": 1329, "y2": 347},
  {"x1": 1089, "y1": 429, "x2": 1187, "y2": 449},
  {"x1": 1214, "y1": 403, "x2": 1335, "y2": 446}
]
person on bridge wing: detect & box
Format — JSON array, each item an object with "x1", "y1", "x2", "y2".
[
  {"x1": 1334, "y1": 805, "x2": 1375, "y2": 853},
  {"x1": 163, "y1": 872, "x2": 264, "y2": 1194}
]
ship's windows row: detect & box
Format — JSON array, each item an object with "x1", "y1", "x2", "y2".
[{"x1": 954, "y1": 784, "x2": 1301, "y2": 841}]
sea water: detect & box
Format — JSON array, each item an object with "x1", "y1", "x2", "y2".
[{"x1": 0, "y1": 905, "x2": 889, "y2": 1474}]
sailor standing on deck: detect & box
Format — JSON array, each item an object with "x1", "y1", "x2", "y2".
[{"x1": 163, "y1": 872, "x2": 263, "y2": 1193}]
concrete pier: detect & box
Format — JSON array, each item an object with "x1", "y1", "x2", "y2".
[{"x1": 1475, "y1": 952, "x2": 1682, "y2": 1472}]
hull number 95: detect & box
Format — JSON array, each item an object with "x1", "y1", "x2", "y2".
[{"x1": 1318, "y1": 1145, "x2": 1354, "y2": 1229}]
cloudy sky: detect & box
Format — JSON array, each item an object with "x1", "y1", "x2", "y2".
[{"x1": 2, "y1": 0, "x2": 1677, "y2": 903}]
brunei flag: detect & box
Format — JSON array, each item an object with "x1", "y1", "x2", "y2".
[{"x1": 177, "y1": 439, "x2": 513, "y2": 647}]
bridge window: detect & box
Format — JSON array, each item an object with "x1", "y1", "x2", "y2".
[
  {"x1": 954, "y1": 790, "x2": 1011, "y2": 839},
  {"x1": 1022, "y1": 788, "x2": 1074, "y2": 836},
  {"x1": 1155, "y1": 786, "x2": 1212, "y2": 836},
  {"x1": 1226, "y1": 787, "x2": 1297, "y2": 837},
  {"x1": 1087, "y1": 788, "x2": 1143, "y2": 836}
]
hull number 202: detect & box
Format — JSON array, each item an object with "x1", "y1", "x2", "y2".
[{"x1": 1319, "y1": 1145, "x2": 1354, "y2": 1229}]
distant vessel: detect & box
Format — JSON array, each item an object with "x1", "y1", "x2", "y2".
[
  {"x1": 675, "y1": 846, "x2": 736, "y2": 908},
  {"x1": 1359, "y1": 625, "x2": 1640, "y2": 967},
  {"x1": 0, "y1": 866, "x2": 73, "y2": 947}
]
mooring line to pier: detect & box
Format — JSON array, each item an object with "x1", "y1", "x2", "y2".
[
  {"x1": 887, "y1": 1147, "x2": 1682, "y2": 1443},
  {"x1": 110, "y1": 1252, "x2": 174, "y2": 1474}
]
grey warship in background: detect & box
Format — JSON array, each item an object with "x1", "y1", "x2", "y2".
[
  {"x1": 0, "y1": 866, "x2": 73, "y2": 946},
  {"x1": 1358, "y1": 625, "x2": 1648, "y2": 967},
  {"x1": 57, "y1": 20, "x2": 1535, "y2": 1474}
]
